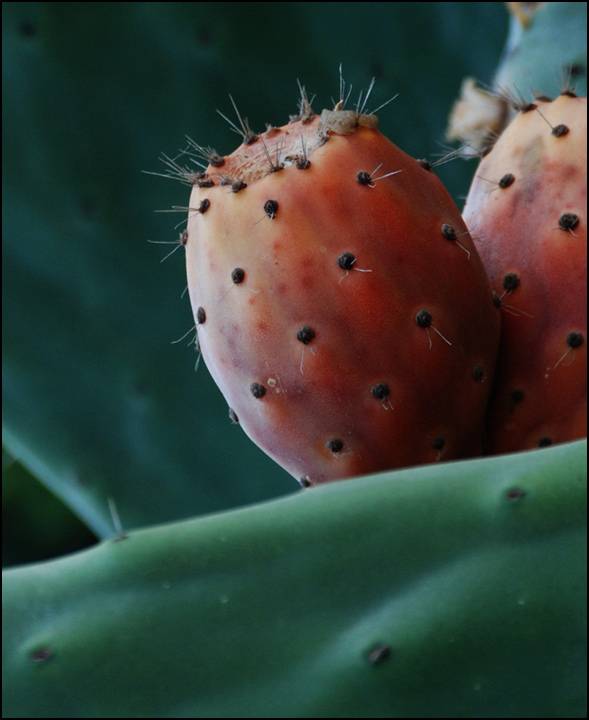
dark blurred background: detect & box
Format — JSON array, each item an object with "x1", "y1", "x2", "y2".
[{"x1": 2, "y1": 2, "x2": 508, "y2": 567}]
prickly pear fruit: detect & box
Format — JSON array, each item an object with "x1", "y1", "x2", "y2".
[
  {"x1": 184, "y1": 97, "x2": 501, "y2": 484},
  {"x1": 463, "y1": 93, "x2": 587, "y2": 454}
]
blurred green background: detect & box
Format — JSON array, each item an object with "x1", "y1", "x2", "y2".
[{"x1": 3, "y1": 2, "x2": 513, "y2": 566}]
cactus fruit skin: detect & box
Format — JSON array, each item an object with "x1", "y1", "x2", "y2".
[
  {"x1": 2, "y1": 440, "x2": 586, "y2": 718},
  {"x1": 463, "y1": 94, "x2": 587, "y2": 454},
  {"x1": 185, "y1": 108, "x2": 501, "y2": 484}
]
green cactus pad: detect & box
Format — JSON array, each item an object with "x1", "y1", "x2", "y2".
[
  {"x1": 494, "y1": 2, "x2": 587, "y2": 99},
  {"x1": 3, "y1": 440, "x2": 586, "y2": 718}
]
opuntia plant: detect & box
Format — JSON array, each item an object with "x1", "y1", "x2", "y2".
[
  {"x1": 2, "y1": 3, "x2": 586, "y2": 718},
  {"x1": 181, "y1": 89, "x2": 501, "y2": 484},
  {"x1": 463, "y1": 92, "x2": 587, "y2": 454}
]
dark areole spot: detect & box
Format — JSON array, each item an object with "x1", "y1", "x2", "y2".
[
  {"x1": 250, "y1": 383, "x2": 266, "y2": 399},
  {"x1": 337, "y1": 252, "x2": 356, "y2": 271},
  {"x1": 498, "y1": 173, "x2": 515, "y2": 188},
  {"x1": 296, "y1": 326, "x2": 315, "y2": 344},
  {"x1": 327, "y1": 439, "x2": 343, "y2": 453},
  {"x1": 371, "y1": 383, "x2": 390, "y2": 400}
]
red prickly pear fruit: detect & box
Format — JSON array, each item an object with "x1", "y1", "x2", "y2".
[
  {"x1": 463, "y1": 93, "x2": 587, "y2": 454},
  {"x1": 184, "y1": 98, "x2": 500, "y2": 485}
]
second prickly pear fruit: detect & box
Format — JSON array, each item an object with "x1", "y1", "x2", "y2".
[{"x1": 463, "y1": 93, "x2": 587, "y2": 453}]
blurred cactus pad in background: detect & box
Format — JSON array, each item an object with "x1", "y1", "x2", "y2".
[{"x1": 2, "y1": 2, "x2": 587, "y2": 718}]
